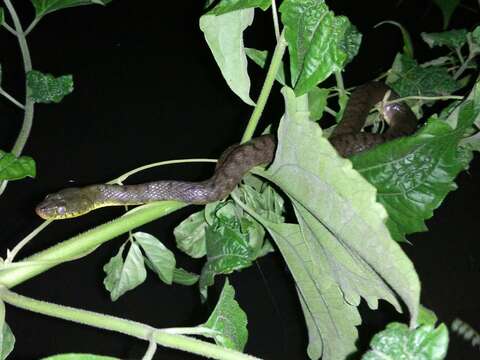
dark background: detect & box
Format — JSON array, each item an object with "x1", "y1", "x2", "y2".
[{"x1": 0, "y1": 0, "x2": 479, "y2": 359}]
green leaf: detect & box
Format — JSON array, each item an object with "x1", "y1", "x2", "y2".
[
  {"x1": 41, "y1": 355, "x2": 119, "y2": 360},
  {"x1": 279, "y1": 0, "x2": 361, "y2": 96},
  {"x1": 245, "y1": 48, "x2": 286, "y2": 85},
  {"x1": 307, "y1": 87, "x2": 329, "y2": 121},
  {"x1": 201, "y1": 279, "x2": 248, "y2": 351},
  {"x1": 433, "y1": 0, "x2": 460, "y2": 29},
  {"x1": 351, "y1": 97, "x2": 479, "y2": 242},
  {"x1": 387, "y1": 53, "x2": 459, "y2": 99},
  {"x1": 362, "y1": 322, "x2": 449, "y2": 360},
  {"x1": 251, "y1": 87, "x2": 420, "y2": 359},
  {"x1": 30, "y1": 0, "x2": 111, "y2": 18},
  {"x1": 103, "y1": 242, "x2": 147, "y2": 301},
  {"x1": 174, "y1": 209, "x2": 208, "y2": 258},
  {"x1": 0, "y1": 301, "x2": 14, "y2": 360},
  {"x1": 0, "y1": 321, "x2": 15, "y2": 360},
  {"x1": 172, "y1": 268, "x2": 199, "y2": 286},
  {"x1": 27, "y1": 70, "x2": 73, "y2": 103},
  {"x1": 376, "y1": 21, "x2": 414, "y2": 58},
  {"x1": 0, "y1": 8, "x2": 4, "y2": 26},
  {"x1": 200, "y1": 9, "x2": 255, "y2": 106},
  {"x1": 0, "y1": 150, "x2": 35, "y2": 181},
  {"x1": 421, "y1": 29, "x2": 468, "y2": 49},
  {"x1": 418, "y1": 305, "x2": 438, "y2": 326},
  {"x1": 198, "y1": 202, "x2": 255, "y2": 300},
  {"x1": 133, "y1": 232, "x2": 175, "y2": 285},
  {"x1": 208, "y1": 0, "x2": 270, "y2": 15}
]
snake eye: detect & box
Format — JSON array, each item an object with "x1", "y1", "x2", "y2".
[{"x1": 57, "y1": 206, "x2": 67, "y2": 215}]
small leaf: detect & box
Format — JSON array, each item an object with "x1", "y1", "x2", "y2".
[
  {"x1": 27, "y1": 70, "x2": 73, "y2": 103},
  {"x1": 30, "y1": 0, "x2": 111, "y2": 18},
  {"x1": 0, "y1": 8, "x2": 4, "y2": 26},
  {"x1": 207, "y1": 0, "x2": 270, "y2": 15},
  {"x1": 376, "y1": 21, "x2": 414, "y2": 58},
  {"x1": 199, "y1": 202, "x2": 255, "y2": 300},
  {"x1": 307, "y1": 87, "x2": 329, "y2": 121},
  {"x1": 0, "y1": 150, "x2": 35, "y2": 181},
  {"x1": 421, "y1": 29, "x2": 468, "y2": 49},
  {"x1": 418, "y1": 305, "x2": 438, "y2": 326},
  {"x1": 133, "y1": 232, "x2": 175, "y2": 285},
  {"x1": 40, "y1": 355, "x2": 119, "y2": 360},
  {"x1": 174, "y1": 209, "x2": 208, "y2": 258},
  {"x1": 172, "y1": 268, "x2": 199, "y2": 286},
  {"x1": 433, "y1": 0, "x2": 460, "y2": 29},
  {"x1": 245, "y1": 48, "x2": 286, "y2": 85},
  {"x1": 200, "y1": 9, "x2": 255, "y2": 106},
  {"x1": 362, "y1": 322, "x2": 449, "y2": 360},
  {"x1": 279, "y1": 0, "x2": 361, "y2": 95},
  {"x1": 103, "y1": 242, "x2": 147, "y2": 301},
  {"x1": 201, "y1": 279, "x2": 248, "y2": 351}
]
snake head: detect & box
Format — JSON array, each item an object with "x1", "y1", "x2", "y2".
[{"x1": 36, "y1": 187, "x2": 95, "y2": 220}]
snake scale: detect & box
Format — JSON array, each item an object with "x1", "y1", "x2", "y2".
[{"x1": 36, "y1": 82, "x2": 417, "y2": 220}]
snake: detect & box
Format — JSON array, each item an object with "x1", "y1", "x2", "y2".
[{"x1": 35, "y1": 82, "x2": 417, "y2": 220}]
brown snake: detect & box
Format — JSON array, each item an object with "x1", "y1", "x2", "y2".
[{"x1": 36, "y1": 82, "x2": 417, "y2": 220}]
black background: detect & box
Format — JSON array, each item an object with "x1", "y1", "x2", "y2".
[{"x1": 0, "y1": 0, "x2": 479, "y2": 359}]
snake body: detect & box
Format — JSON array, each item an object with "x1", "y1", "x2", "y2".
[{"x1": 36, "y1": 82, "x2": 417, "y2": 220}]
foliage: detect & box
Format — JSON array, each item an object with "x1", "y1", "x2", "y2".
[{"x1": 0, "y1": 0, "x2": 478, "y2": 359}]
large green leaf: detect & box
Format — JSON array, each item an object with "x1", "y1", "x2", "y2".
[
  {"x1": 30, "y1": 0, "x2": 111, "y2": 18},
  {"x1": 362, "y1": 322, "x2": 449, "y2": 360},
  {"x1": 351, "y1": 89, "x2": 479, "y2": 242},
  {"x1": 0, "y1": 150, "x2": 35, "y2": 181},
  {"x1": 200, "y1": 279, "x2": 248, "y2": 351},
  {"x1": 200, "y1": 9, "x2": 255, "y2": 106},
  {"x1": 207, "y1": 0, "x2": 270, "y2": 15},
  {"x1": 174, "y1": 209, "x2": 208, "y2": 258},
  {"x1": 279, "y1": 0, "x2": 361, "y2": 96},
  {"x1": 248, "y1": 87, "x2": 419, "y2": 359}
]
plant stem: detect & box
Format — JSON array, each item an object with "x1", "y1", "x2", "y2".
[
  {"x1": 453, "y1": 54, "x2": 474, "y2": 80},
  {"x1": 111, "y1": 158, "x2": 217, "y2": 184},
  {"x1": 1, "y1": 0, "x2": 35, "y2": 197},
  {"x1": 271, "y1": 0, "x2": 280, "y2": 41},
  {"x1": 0, "y1": 288, "x2": 260, "y2": 360},
  {"x1": 1, "y1": 22, "x2": 16, "y2": 35},
  {"x1": 0, "y1": 87, "x2": 25, "y2": 109},
  {"x1": 241, "y1": 29, "x2": 287, "y2": 143},
  {"x1": 0, "y1": 201, "x2": 186, "y2": 288},
  {"x1": 24, "y1": 17, "x2": 41, "y2": 36}
]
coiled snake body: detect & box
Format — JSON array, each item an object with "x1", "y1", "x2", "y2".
[{"x1": 36, "y1": 82, "x2": 417, "y2": 220}]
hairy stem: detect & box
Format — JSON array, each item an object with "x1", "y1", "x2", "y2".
[
  {"x1": 0, "y1": 288, "x2": 260, "y2": 360},
  {"x1": 241, "y1": 29, "x2": 287, "y2": 143},
  {"x1": 0, "y1": 201, "x2": 186, "y2": 288},
  {"x1": 271, "y1": 0, "x2": 280, "y2": 41}
]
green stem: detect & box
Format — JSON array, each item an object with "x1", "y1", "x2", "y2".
[
  {"x1": 1, "y1": 21, "x2": 16, "y2": 35},
  {"x1": 24, "y1": 17, "x2": 41, "y2": 36},
  {"x1": 241, "y1": 29, "x2": 287, "y2": 143},
  {"x1": 0, "y1": 87, "x2": 24, "y2": 109},
  {"x1": 1, "y1": 0, "x2": 35, "y2": 197},
  {"x1": 0, "y1": 201, "x2": 186, "y2": 288},
  {"x1": 0, "y1": 288, "x2": 260, "y2": 360}
]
